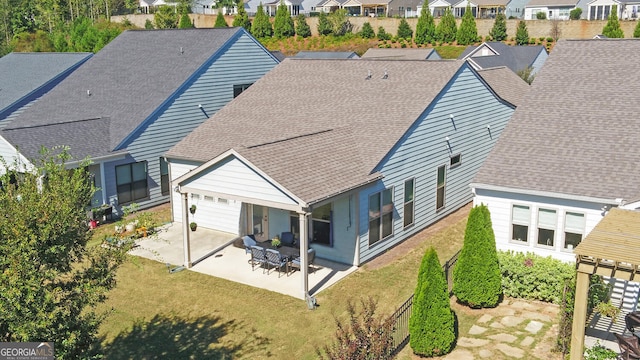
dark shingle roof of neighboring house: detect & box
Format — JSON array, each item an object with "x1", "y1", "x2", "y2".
[
  {"x1": 525, "y1": 0, "x2": 578, "y2": 6},
  {"x1": 476, "y1": 67, "x2": 529, "y2": 107},
  {"x1": 167, "y1": 59, "x2": 513, "y2": 203},
  {"x1": 0, "y1": 52, "x2": 92, "y2": 120},
  {"x1": 472, "y1": 39, "x2": 640, "y2": 203},
  {"x1": 293, "y1": 51, "x2": 360, "y2": 59},
  {"x1": 459, "y1": 42, "x2": 547, "y2": 73},
  {"x1": 360, "y1": 48, "x2": 440, "y2": 60},
  {"x1": 2, "y1": 28, "x2": 254, "y2": 160},
  {"x1": 270, "y1": 50, "x2": 286, "y2": 61}
]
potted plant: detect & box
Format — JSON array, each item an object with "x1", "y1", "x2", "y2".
[
  {"x1": 190, "y1": 204, "x2": 197, "y2": 215},
  {"x1": 271, "y1": 235, "x2": 281, "y2": 248},
  {"x1": 190, "y1": 222, "x2": 197, "y2": 231}
]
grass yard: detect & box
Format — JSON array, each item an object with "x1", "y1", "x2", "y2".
[{"x1": 94, "y1": 205, "x2": 467, "y2": 359}]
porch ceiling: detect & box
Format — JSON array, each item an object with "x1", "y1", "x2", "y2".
[{"x1": 574, "y1": 208, "x2": 640, "y2": 280}]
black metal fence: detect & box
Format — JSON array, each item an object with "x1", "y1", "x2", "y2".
[{"x1": 388, "y1": 249, "x2": 461, "y2": 356}]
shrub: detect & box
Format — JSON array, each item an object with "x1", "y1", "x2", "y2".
[
  {"x1": 584, "y1": 341, "x2": 618, "y2": 360},
  {"x1": 409, "y1": 247, "x2": 455, "y2": 357},
  {"x1": 536, "y1": 11, "x2": 547, "y2": 19},
  {"x1": 232, "y1": 4, "x2": 252, "y2": 30},
  {"x1": 178, "y1": 12, "x2": 193, "y2": 29},
  {"x1": 377, "y1": 26, "x2": 391, "y2": 40},
  {"x1": 251, "y1": 4, "x2": 273, "y2": 38},
  {"x1": 515, "y1": 20, "x2": 529, "y2": 45},
  {"x1": 144, "y1": 19, "x2": 154, "y2": 29},
  {"x1": 358, "y1": 21, "x2": 375, "y2": 38},
  {"x1": 273, "y1": 2, "x2": 295, "y2": 39},
  {"x1": 317, "y1": 12, "x2": 332, "y2": 35},
  {"x1": 489, "y1": 13, "x2": 507, "y2": 41},
  {"x1": 635, "y1": 20, "x2": 640, "y2": 38},
  {"x1": 453, "y1": 204, "x2": 502, "y2": 308},
  {"x1": 436, "y1": 7, "x2": 457, "y2": 43},
  {"x1": 295, "y1": 14, "x2": 311, "y2": 38},
  {"x1": 415, "y1": 0, "x2": 436, "y2": 44},
  {"x1": 397, "y1": 18, "x2": 413, "y2": 40},
  {"x1": 602, "y1": 5, "x2": 624, "y2": 38},
  {"x1": 546, "y1": 37, "x2": 554, "y2": 42},
  {"x1": 214, "y1": 11, "x2": 228, "y2": 28},
  {"x1": 456, "y1": 3, "x2": 478, "y2": 45},
  {"x1": 569, "y1": 7, "x2": 582, "y2": 20}
]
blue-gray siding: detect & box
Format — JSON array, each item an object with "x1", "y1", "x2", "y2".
[
  {"x1": 531, "y1": 50, "x2": 548, "y2": 75},
  {"x1": 102, "y1": 33, "x2": 278, "y2": 211},
  {"x1": 357, "y1": 66, "x2": 515, "y2": 263}
]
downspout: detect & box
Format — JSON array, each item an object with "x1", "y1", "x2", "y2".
[{"x1": 181, "y1": 191, "x2": 192, "y2": 268}]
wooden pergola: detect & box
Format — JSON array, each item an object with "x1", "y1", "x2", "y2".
[{"x1": 571, "y1": 208, "x2": 640, "y2": 360}]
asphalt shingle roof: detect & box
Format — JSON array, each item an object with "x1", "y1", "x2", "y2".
[
  {"x1": 476, "y1": 67, "x2": 530, "y2": 107},
  {"x1": 0, "y1": 52, "x2": 92, "y2": 116},
  {"x1": 168, "y1": 59, "x2": 511, "y2": 203},
  {"x1": 525, "y1": 0, "x2": 578, "y2": 7},
  {"x1": 3, "y1": 28, "x2": 244, "y2": 160},
  {"x1": 473, "y1": 39, "x2": 640, "y2": 202},
  {"x1": 459, "y1": 42, "x2": 547, "y2": 73},
  {"x1": 360, "y1": 48, "x2": 438, "y2": 60},
  {"x1": 293, "y1": 51, "x2": 360, "y2": 59}
]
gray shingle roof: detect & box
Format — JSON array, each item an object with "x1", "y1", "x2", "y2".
[
  {"x1": 360, "y1": 48, "x2": 438, "y2": 60},
  {"x1": 473, "y1": 39, "x2": 640, "y2": 202},
  {"x1": 476, "y1": 67, "x2": 529, "y2": 107},
  {"x1": 0, "y1": 52, "x2": 92, "y2": 117},
  {"x1": 293, "y1": 51, "x2": 360, "y2": 59},
  {"x1": 168, "y1": 59, "x2": 498, "y2": 203},
  {"x1": 459, "y1": 42, "x2": 547, "y2": 73},
  {"x1": 3, "y1": 28, "x2": 245, "y2": 160}
]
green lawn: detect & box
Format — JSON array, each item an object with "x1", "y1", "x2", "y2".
[{"x1": 95, "y1": 206, "x2": 467, "y2": 359}]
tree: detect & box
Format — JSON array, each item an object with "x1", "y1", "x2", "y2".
[
  {"x1": 179, "y1": 12, "x2": 194, "y2": 28},
  {"x1": 155, "y1": 5, "x2": 178, "y2": 29},
  {"x1": 273, "y1": 1, "x2": 295, "y2": 39},
  {"x1": 328, "y1": 9, "x2": 352, "y2": 36},
  {"x1": 435, "y1": 7, "x2": 456, "y2": 43},
  {"x1": 232, "y1": 0, "x2": 251, "y2": 30},
  {"x1": 635, "y1": 19, "x2": 640, "y2": 37},
  {"x1": 214, "y1": 10, "x2": 228, "y2": 27},
  {"x1": 317, "y1": 11, "x2": 332, "y2": 36},
  {"x1": 515, "y1": 20, "x2": 529, "y2": 45},
  {"x1": 295, "y1": 14, "x2": 311, "y2": 38},
  {"x1": 144, "y1": 18, "x2": 154, "y2": 29},
  {"x1": 0, "y1": 149, "x2": 127, "y2": 359},
  {"x1": 409, "y1": 247, "x2": 455, "y2": 357},
  {"x1": 602, "y1": 5, "x2": 624, "y2": 38},
  {"x1": 549, "y1": 18, "x2": 561, "y2": 42},
  {"x1": 456, "y1": 3, "x2": 478, "y2": 45},
  {"x1": 536, "y1": 11, "x2": 547, "y2": 19},
  {"x1": 415, "y1": 0, "x2": 436, "y2": 44},
  {"x1": 397, "y1": 18, "x2": 413, "y2": 40},
  {"x1": 358, "y1": 21, "x2": 375, "y2": 38},
  {"x1": 453, "y1": 204, "x2": 502, "y2": 308},
  {"x1": 569, "y1": 7, "x2": 582, "y2": 20},
  {"x1": 251, "y1": 3, "x2": 272, "y2": 38},
  {"x1": 316, "y1": 297, "x2": 394, "y2": 360},
  {"x1": 489, "y1": 13, "x2": 507, "y2": 41},
  {"x1": 517, "y1": 66, "x2": 535, "y2": 84},
  {"x1": 377, "y1": 26, "x2": 391, "y2": 40}
]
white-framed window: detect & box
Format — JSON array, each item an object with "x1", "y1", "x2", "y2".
[
  {"x1": 436, "y1": 165, "x2": 446, "y2": 210},
  {"x1": 204, "y1": 195, "x2": 214, "y2": 202},
  {"x1": 403, "y1": 178, "x2": 415, "y2": 228},
  {"x1": 369, "y1": 188, "x2": 393, "y2": 245},
  {"x1": 217, "y1": 197, "x2": 228, "y2": 204},
  {"x1": 511, "y1": 204, "x2": 530, "y2": 243},
  {"x1": 115, "y1": 161, "x2": 148, "y2": 204},
  {"x1": 564, "y1": 212, "x2": 585, "y2": 250},
  {"x1": 312, "y1": 203, "x2": 332, "y2": 246},
  {"x1": 191, "y1": 193, "x2": 200, "y2": 200},
  {"x1": 537, "y1": 208, "x2": 557, "y2": 247},
  {"x1": 450, "y1": 154, "x2": 461, "y2": 168}
]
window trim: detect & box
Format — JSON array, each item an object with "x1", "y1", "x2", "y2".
[
  {"x1": 536, "y1": 208, "x2": 557, "y2": 248},
  {"x1": 436, "y1": 165, "x2": 446, "y2": 211},
  {"x1": 115, "y1": 161, "x2": 149, "y2": 205},
  {"x1": 368, "y1": 187, "x2": 394, "y2": 246},
  {"x1": 510, "y1": 203, "x2": 530, "y2": 244},
  {"x1": 159, "y1": 157, "x2": 169, "y2": 196},
  {"x1": 312, "y1": 203, "x2": 333, "y2": 247},
  {"x1": 563, "y1": 211, "x2": 585, "y2": 251},
  {"x1": 233, "y1": 83, "x2": 253, "y2": 98},
  {"x1": 403, "y1": 178, "x2": 415, "y2": 228},
  {"x1": 450, "y1": 153, "x2": 462, "y2": 168}
]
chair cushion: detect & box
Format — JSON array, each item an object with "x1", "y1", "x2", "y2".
[
  {"x1": 243, "y1": 235, "x2": 257, "y2": 248},
  {"x1": 280, "y1": 232, "x2": 295, "y2": 246}
]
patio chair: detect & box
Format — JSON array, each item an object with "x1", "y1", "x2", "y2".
[
  {"x1": 243, "y1": 235, "x2": 257, "y2": 255},
  {"x1": 614, "y1": 333, "x2": 640, "y2": 359},
  {"x1": 265, "y1": 248, "x2": 289, "y2": 277},
  {"x1": 280, "y1": 231, "x2": 296, "y2": 247},
  {"x1": 250, "y1": 245, "x2": 267, "y2": 272},
  {"x1": 291, "y1": 248, "x2": 316, "y2": 274}
]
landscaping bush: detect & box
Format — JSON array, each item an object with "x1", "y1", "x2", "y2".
[
  {"x1": 397, "y1": 18, "x2": 413, "y2": 40},
  {"x1": 317, "y1": 12, "x2": 332, "y2": 36},
  {"x1": 453, "y1": 204, "x2": 502, "y2": 308},
  {"x1": 569, "y1": 7, "x2": 582, "y2": 20},
  {"x1": 358, "y1": 21, "x2": 375, "y2": 38},
  {"x1": 273, "y1": 2, "x2": 295, "y2": 39},
  {"x1": 415, "y1": 0, "x2": 436, "y2": 44},
  {"x1": 435, "y1": 7, "x2": 457, "y2": 43},
  {"x1": 295, "y1": 14, "x2": 311, "y2": 38},
  {"x1": 456, "y1": 3, "x2": 478, "y2": 45},
  {"x1": 602, "y1": 5, "x2": 624, "y2": 38},
  {"x1": 214, "y1": 11, "x2": 228, "y2": 28},
  {"x1": 635, "y1": 20, "x2": 640, "y2": 38},
  {"x1": 536, "y1": 11, "x2": 547, "y2": 19},
  {"x1": 377, "y1": 26, "x2": 391, "y2": 40},
  {"x1": 251, "y1": 4, "x2": 273, "y2": 38},
  {"x1": 409, "y1": 247, "x2": 455, "y2": 357},
  {"x1": 546, "y1": 37, "x2": 554, "y2": 42},
  {"x1": 585, "y1": 341, "x2": 618, "y2": 360},
  {"x1": 489, "y1": 13, "x2": 507, "y2": 41},
  {"x1": 515, "y1": 20, "x2": 529, "y2": 45},
  {"x1": 498, "y1": 251, "x2": 574, "y2": 304}
]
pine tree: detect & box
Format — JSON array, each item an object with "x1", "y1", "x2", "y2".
[
  {"x1": 436, "y1": 7, "x2": 457, "y2": 43},
  {"x1": 634, "y1": 19, "x2": 640, "y2": 38},
  {"x1": 232, "y1": 1, "x2": 251, "y2": 31},
  {"x1": 178, "y1": 12, "x2": 194, "y2": 28},
  {"x1": 273, "y1": 1, "x2": 295, "y2": 39},
  {"x1": 358, "y1": 21, "x2": 375, "y2": 38},
  {"x1": 377, "y1": 26, "x2": 391, "y2": 40},
  {"x1": 317, "y1": 12, "x2": 332, "y2": 35},
  {"x1": 456, "y1": 3, "x2": 478, "y2": 45},
  {"x1": 453, "y1": 204, "x2": 502, "y2": 308},
  {"x1": 515, "y1": 20, "x2": 529, "y2": 45},
  {"x1": 602, "y1": 5, "x2": 624, "y2": 38},
  {"x1": 409, "y1": 247, "x2": 455, "y2": 357},
  {"x1": 295, "y1": 14, "x2": 311, "y2": 38},
  {"x1": 397, "y1": 18, "x2": 413, "y2": 40},
  {"x1": 489, "y1": 12, "x2": 507, "y2": 41},
  {"x1": 415, "y1": 0, "x2": 436, "y2": 44},
  {"x1": 214, "y1": 10, "x2": 228, "y2": 27},
  {"x1": 251, "y1": 4, "x2": 273, "y2": 38}
]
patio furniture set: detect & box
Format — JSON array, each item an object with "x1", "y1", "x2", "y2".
[
  {"x1": 243, "y1": 232, "x2": 316, "y2": 277},
  {"x1": 615, "y1": 311, "x2": 640, "y2": 359}
]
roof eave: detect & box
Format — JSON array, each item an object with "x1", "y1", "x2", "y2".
[{"x1": 470, "y1": 182, "x2": 620, "y2": 205}]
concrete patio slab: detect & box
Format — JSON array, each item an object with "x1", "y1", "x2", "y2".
[{"x1": 129, "y1": 223, "x2": 358, "y2": 300}]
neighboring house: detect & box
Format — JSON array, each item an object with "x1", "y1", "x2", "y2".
[
  {"x1": 360, "y1": 48, "x2": 442, "y2": 60},
  {"x1": 458, "y1": 41, "x2": 549, "y2": 76},
  {"x1": 293, "y1": 51, "x2": 360, "y2": 59},
  {"x1": 192, "y1": 0, "x2": 218, "y2": 14},
  {"x1": 139, "y1": 0, "x2": 178, "y2": 13},
  {"x1": 0, "y1": 28, "x2": 279, "y2": 213},
  {"x1": 524, "y1": 0, "x2": 580, "y2": 19},
  {"x1": 264, "y1": 0, "x2": 304, "y2": 15},
  {"x1": 587, "y1": 0, "x2": 640, "y2": 19},
  {"x1": 452, "y1": 0, "x2": 479, "y2": 17},
  {"x1": 471, "y1": 39, "x2": 640, "y2": 263},
  {"x1": 388, "y1": 0, "x2": 422, "y2": 17},
  {"x1": 341, "y1": 0, "x2": 392, "y2": 16},
  {"x1": 165, "y1": 58, "x2": 528, "y2": 290},
  {"x1": 423, "y1": 0, "x2": 455, "y2": 17},
  {"x1": 315, "y1": 0, "x2": 348, "y2": 12},
  {"x1": 246, "y1": 0, "x2": 321, "y2": 14}
]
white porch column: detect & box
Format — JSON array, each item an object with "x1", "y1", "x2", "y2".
[
  {"x1": 298, "y1": 211, "x2": 309, "y2": 299},
  {"x1": 182, "y1": 192, "x2": 192, "y2": 268}
]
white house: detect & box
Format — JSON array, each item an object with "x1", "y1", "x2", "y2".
[
  {"x1": 524, "y1": 0, "x2": 580, "y2": 19},
  {"x1": 471, "y1": 39, "x2": 640, "y2": 263},
  {"x1": 587, "y1": 0, "x2": 640, "y2": 19}
]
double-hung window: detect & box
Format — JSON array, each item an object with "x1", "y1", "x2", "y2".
[
  {"x1": 436, "y1": 165, "x2": 446, "y2": 210},
  {"x1": 369, "y1": 188, "x2": 393, "y2": 245},
  {"x1": 511, "y1": 204, "x2": 530, "y2": 243},
  {"x1": 537, "y1": 208, "x2": 557, "y2": 247},
  {"x1": 159, "y1": 158, "x2": 169, "y2": 196},
  {"x1": 403, "y1": 178, "x2": 415, "y2": 228},
  {"x1": 564, "y1": 212, "x2": 585, "y2": 250},
  {"x1": 115, "y1": 161, "x2": 148, "y2": 204}
]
